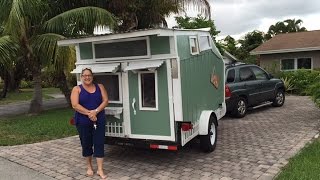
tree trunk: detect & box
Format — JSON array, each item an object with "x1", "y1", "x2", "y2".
[
  {"x1": 56, "y1": 71, "x2": 72, "y2": 107},
  {"x1": 28, "y1": 66, "x2": 43, "y2": 114},
  {"x1": 8, "y1": 71, "x2": 20, "y2": 92},
  {"x1": 0, "y1": 72, "x2": 9, "y2": 98}
]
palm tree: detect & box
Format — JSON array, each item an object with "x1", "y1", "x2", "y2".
[
  {"x1": 0, "y1": 35, "x2": 18, "y2": 98},
  {"x1": 284, "y1": 19, "x2": 307, "y2": 32},
  {"x1": 265, "y1": 19, "x2": 307, "y2": 40},
  {"x1": 0, "y1": 0, "x2": 116, "y2": 114}
]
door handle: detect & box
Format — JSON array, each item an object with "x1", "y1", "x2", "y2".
[{"x1": 132, "y1": 98, "x2": 137, "y2": 115}]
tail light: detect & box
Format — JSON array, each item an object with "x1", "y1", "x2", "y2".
[
  {"x1": 181, "y1": 123, "x2": 193, "y2": 131},
  {"x1": 225, "y1": 85, "x2": 231, "y2": 98}
]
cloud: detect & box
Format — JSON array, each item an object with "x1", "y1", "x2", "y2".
[{"x1": 212, "y1": 0, "x2": 320, "y2": 37}]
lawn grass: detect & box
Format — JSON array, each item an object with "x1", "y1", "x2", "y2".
[
  {"x1": 276, "y1": 138, "x2": 320, "y2": 180},
  {"x1": 0, "y1": 108, "x2": 77, "y2": 146},
  {"x1": 0, "y1": 88, "x2": 62, "y2": 105}
]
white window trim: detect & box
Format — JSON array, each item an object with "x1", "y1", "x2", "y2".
[
  {"x1": 189, "y1": 36, "x2": 199, "y2": 55},
  {"x1": 280, "y1": 57, "x2": 313, "y2": 71},
  {"x1": 92, "y1": 36, "x2": 151, "y2": 61},
  {"x1": 94, "y1": 72, "x2": 123, "y2": 104},
  {"x1": 138, "y1": 71, "x2": 159, "y2": 111},
  {"x1": 198, "y1": 35, "x2": 212, "y2": 52}
]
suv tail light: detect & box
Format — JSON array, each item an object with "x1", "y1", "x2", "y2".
[{"x1": 225, "y1": 85, "x2": 231, "y2": 98}]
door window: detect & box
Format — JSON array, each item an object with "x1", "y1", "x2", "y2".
[
  {"x1": 138, "y1": 71, "x2": 158, "y2": 110},
  {"x1": 239, "y1": 67, "x2": 256, "y2": 81},
  {"x1": 226, "y1": 69, "x2": 235, "y2": 83},
  {"x1": 250, "y1": 66, "x2": 268, "y2": 80}
]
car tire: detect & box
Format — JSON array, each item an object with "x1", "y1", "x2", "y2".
[
  {"x1": 233, "y1": 97, "x2": 247, "y2": 118},
  {"x1": 200, "y1": 117, "x2": 217, "y2": 153},
  {"x1": 272, "y1": 89, "x2": 285, "y2": 107}
]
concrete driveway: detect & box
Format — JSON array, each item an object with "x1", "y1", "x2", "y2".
[{"x1": 0, "y1": 96, "x2": 319, "y2": 180}]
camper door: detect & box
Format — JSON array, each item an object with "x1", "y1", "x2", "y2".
[{"x1": 122, "y1": 61, "x2": 175, "y2": 141}]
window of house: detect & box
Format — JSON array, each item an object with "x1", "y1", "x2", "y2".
[
  {"x1": 199, "y1": 35, "x2": 212, "y2": 51},
  {"x1": 281, "y1": 58, "x2": 312, "y2": 70},
  {"x1": 226, "y1": 69, "x2": 235, "y2": 83},
  {"x1": 138, "y1": 71, "x2": 158, "y2": 110},
  {"x1": 189, "y1": 36, "x2": 199, "y2": 55},
  {"x1": 239, "y1": 67, "x2": 256, "y2": 81},
  {"x1": 297, "y1": 58, "x2": 311, "y2": 69},
  {"x1": 250, "y1": 66, "x2": 268, "y2": 80},
  {"x1": 94, "y1": 74, "x2": 121, "y2": 103},
  {"x1": 281, "y1": 59, "x2": 295, "y2": 70}
]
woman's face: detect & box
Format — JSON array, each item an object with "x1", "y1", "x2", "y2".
[{"x1": 81, "y1": 69, "x2": 93, "y2": 85}]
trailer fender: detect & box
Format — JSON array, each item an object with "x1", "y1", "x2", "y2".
[{"x1": 199, "y1": 110, "x2": 216, "y2": 135}]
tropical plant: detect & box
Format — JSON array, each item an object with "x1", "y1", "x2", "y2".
[
  {"x1": 265, "y1": 19, "x2": 307, "y2": 40},
  {"x1": 0, "y1": 0, "x2": 116, "y2": 113},
  {"x1": 280, "y1": 77, "x2": 295, "y2": 93}
]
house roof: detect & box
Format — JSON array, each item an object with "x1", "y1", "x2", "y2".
[{"x1": 251, "y1": 30, "x2": 320, "y2": 55}]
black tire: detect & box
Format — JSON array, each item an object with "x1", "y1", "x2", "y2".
[
  {"x1": 272, "y1": 89, "x2": 285, "y2": 107},
  {"x1": 200, "y1": 117, "x2": 217, "y2": 153},
  {"x1": 233, "y1": 97, "x2": 247, "y2": 118}
]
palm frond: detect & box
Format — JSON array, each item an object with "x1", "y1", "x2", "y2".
[
  {"x1": 175, "y1": 0, "x2": 211, "y2": 19},
  {"x1": 44, "y1": 7, "x2": 116, "y2": 35},
  {"x1": 4, "y1": 0, "x2": 48, "y2": 35},
  {"x1": 0, "y1": 35, "x2": 18, "y2": 67}
]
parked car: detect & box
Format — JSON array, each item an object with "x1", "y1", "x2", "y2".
[{"x1": 225, "y1": 63, "x2": 285, "y2": 118}]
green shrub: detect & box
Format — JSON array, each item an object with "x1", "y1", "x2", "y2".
[
  {"x1": 306, "y1": 77, "x2": 320, "y2": 108},
  {"x1": 279, "y1": 70, "x2": 320, "y2": 95},
  {"x1": 19, "y1": 79, "x2": 33, "y2": 88},
  {"x1": 280, "y1": 77, "x2": 295, "y2": 93}
]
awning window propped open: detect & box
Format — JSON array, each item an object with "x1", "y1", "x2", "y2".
[
  {"x1": 124, "y1": 60, "x2": 164, "y2": 71},
  {"x1": 71, "y1": 63, "x2": 120, "y2": 74}
]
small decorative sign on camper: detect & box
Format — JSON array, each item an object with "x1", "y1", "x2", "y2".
[{"x1": 211, "y1": 66, "x2": 219, "y2": 89}]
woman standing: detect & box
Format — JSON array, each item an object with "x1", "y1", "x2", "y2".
[{"x1": 70, "y1": 68, "x2": 108, "y2": 179}]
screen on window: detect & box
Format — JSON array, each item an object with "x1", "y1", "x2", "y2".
[
  {"x1": 141, "y1": 73, "x2": 156, "y2": 108},
  {"x1": 297, "y1": 58, "x2": 311, "y2": 69},
  {"x1": 94, "y1": 74, "x2": 120, "y2": 102},
  {"x1": 281, "y1": 59, "x2": 294, "y2": 70}
]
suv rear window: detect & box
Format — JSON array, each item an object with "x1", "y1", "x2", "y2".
[
  {"x1": 239, "y1": 67, "x2": 255, "y2": 81},
  {"x1": 226, "y1": 69, "x2": 235, "y2": 83}
]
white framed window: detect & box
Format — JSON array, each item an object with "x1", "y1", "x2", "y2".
[
  {"x1": 281, "y1": 57, "x2": 312, "y2": 71},
  {"x1": 189, "y1": 36, "x2": 199, "y2": 55},
  {"x1": 199, "y1": 35, "x2": 212, "y2": 51},
  {"x1": 138, "y1": 71, "x2": 158, "y2": 111},
  {"x1": 94, "y1": 73, "x2": 122, "y2": 103}
]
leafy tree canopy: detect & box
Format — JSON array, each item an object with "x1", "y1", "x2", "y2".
[{"x1": 265, "y1": 18, "x2": 307, "y2": 40}]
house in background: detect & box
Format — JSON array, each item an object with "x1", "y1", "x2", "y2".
[
  {"x1": 251, "y1": 30, "x2": 320, "y2": 72},
  {"x1": 222, "y1": 50, "x2": 239, "y2": 64}
]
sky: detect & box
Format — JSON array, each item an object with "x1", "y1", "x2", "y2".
[{"x1": 167, "y1": 0, "x2": 320, "y2": 40}]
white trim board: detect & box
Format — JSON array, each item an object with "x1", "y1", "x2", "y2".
[{"x1": 251, "y1": 46, "x2": 320, "y2": 55}]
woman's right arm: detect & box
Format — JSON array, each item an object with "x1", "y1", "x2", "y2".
[{"x1": 70, "y1": 86, "x2": 90, "y2": 116}]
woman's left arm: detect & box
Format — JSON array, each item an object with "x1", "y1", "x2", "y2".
[{"x1": 95, "y1": 84, "x2": 109, "y2": 114}]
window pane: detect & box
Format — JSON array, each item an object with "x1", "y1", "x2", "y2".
[
  {"x1": 298, "y1": 58, "x2": 311, "y2": 69},
  {"x1": 250, "y1": 66, "x2": 268, "y2": 80},
  {"x1": 190, "y1": 38, "x2": 198, "y2": 53},
  {"x1": 141, "y1": 73, "x2": 156, "y2": 108},
  {"x1": 281, "y1": 59, "x2": 294, "y2": 70},
  {"x1": 95, "y1": 40, "x2": 148, "y2": 58},
  {"x1": 94, "y1": 75, "x2": 119, "y2": 101},
  {"x1": 226, "y1": 69, "x2": 235, "y2": 83},
  {"x1": 239, "y1": 67, "x2": 255, "y2": 81}
]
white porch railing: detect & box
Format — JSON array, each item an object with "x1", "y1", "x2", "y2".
[{"x1": 105, "y1": 122, "x2": 125, "y2": 137}]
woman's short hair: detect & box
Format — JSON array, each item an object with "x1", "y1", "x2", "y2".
[{"x1": 81, "y1": 68, "x2": 93, "y2": 75}]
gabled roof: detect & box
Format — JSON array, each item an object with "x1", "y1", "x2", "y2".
[{"x1": 251, "y1": 30, "x2": 320, "y2": 55}]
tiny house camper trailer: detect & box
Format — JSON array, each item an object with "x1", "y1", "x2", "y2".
[{"x1": 58, "y1": 28, "x2": 226, "y2": 152}]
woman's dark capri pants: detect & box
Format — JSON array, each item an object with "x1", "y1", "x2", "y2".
[{"x1": 76, "y1": 123, "x2": 105, "y2": 157}]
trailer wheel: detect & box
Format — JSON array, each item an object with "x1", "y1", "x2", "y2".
[{"x1": 200, "y1": 116, "x2": 217, "y2": 153}]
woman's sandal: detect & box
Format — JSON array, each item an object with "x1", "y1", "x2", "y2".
[{"x1": 97, "y1": 170, "x2": 107, "y2": 179}]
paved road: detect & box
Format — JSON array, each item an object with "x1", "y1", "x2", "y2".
[
  {"x1": 0, "y1": 96, "x2": 319, "y2": 180},
  {"x1": 0, "y1": 97, "x2": 68, "y2": 117}
]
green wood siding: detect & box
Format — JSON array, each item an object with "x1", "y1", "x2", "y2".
[
  {"x1": 180, "y1": 50, "x2": 224, "y2": 123},
  {"x1": 176, "y1": 36, "x2": 192, "y2": 60},
  {"x1": 128, "y1": 63, "x2": 171, "y2": 136},
  {"x1": 79, "y1": 43, "x2": 93, "y2": 60},
  {"x1": 150, "y1": 36, "x2": 170, "y2": 55}
]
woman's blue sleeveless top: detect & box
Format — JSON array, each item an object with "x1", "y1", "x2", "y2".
[{"x1": 75, "y1": 84, "x2": 106, "y2": 126}]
